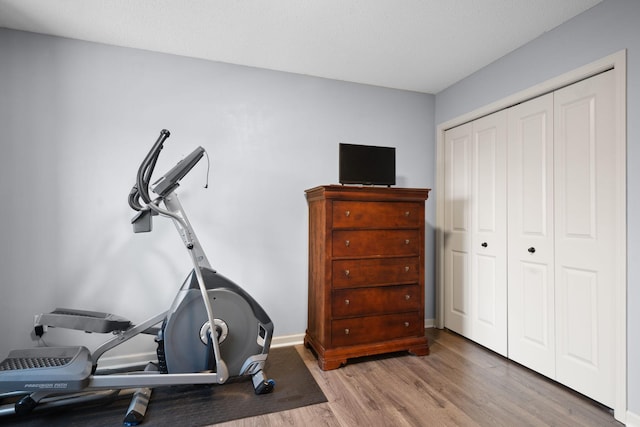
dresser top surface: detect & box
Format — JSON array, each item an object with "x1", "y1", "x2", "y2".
[{"x1": 305, "y1": 185, "x2": 430, "y2": 202}]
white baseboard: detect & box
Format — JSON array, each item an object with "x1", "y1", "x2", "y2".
[
  {"x1": 626, "y1": 409, "x2": 640, "y2": 427},
  {"x1": 424, "y1": 318, "x2": 435, "y2": 328},
  {"x1": 270, "y1": 333, "x2": 305, "y2": 348},
  {"x1": 97, "y1": 334, "x2": 306, "y2": 370}
]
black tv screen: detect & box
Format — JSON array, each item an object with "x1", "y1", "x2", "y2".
[{"x1": 339, "y1": 143, "x2": 396, "y2": 186}]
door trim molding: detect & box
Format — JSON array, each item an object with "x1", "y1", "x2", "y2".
[{"x1": 434, "y1": 49, "x2": 627, "y2": 422}]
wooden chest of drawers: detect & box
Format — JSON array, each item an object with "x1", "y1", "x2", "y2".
[{"x1": 304, "y1": 185, "x2": 430, "y2": 370}]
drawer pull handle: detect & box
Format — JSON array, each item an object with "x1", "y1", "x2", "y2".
[
  {"x1": 405, "y1": 211, "x2": 410, "y2": 217},
  {"x1": 345, "y1": 210, "x2": 351, "y2": 217},
  {"x1": 344, "y1": 269, "x2": 350, "y2": 277},
  {"x1": 404, "y1": 266, "x2": 410, "y2": 272},
  {"x1": 345, "y1": 240, "x2": 350, "y2": 247},
  {"x1": 404, "y1": 322, "x2": 410, "y2": 327},
  {"x1": 344, "y1": 299, "x2": 350, "y2": 305},
  {"x1": 344, "y1": 328, "x2": 350, "y2": 335},
  {"x1": 405, "y1": 239, "x2": 410, "y2": 245},
  {"x1": 405, "y1": 294, "x2": 411, "y2": 300}
]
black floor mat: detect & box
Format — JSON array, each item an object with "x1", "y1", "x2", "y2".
[{"x1": 1, "y1": 346, "x2": 327, "y2": 426}]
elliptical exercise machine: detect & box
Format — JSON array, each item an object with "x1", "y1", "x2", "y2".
[{"x1": 0, "y1": 129, "x2": 275, "y2": 424}]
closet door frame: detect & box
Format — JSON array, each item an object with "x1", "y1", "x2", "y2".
[{"x1": 435, "y1": 50, "x2": 627, "y2": 422}]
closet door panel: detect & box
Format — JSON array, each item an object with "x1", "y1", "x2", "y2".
[
  {"x1": 507, "y1": 93, "x2": 555, "y2": 377},
  {"x1": 444, "y1": 112, "x2": 507, "y2": 355},
  {"x1": 521, "y1": 263, "x2": 552, "y2": 344},
  {"x1": 471, "y1": 111, "x2": 507, "y2": 356},
  {"x1": 450, "y1": 251, "x2": 468, "y2": 317},
  {"x1": 443, "y1": 123, "x2": 472, "y2": 336},
  {"x1": 554, "y1": 70, "x2": 616, "y2": 408}
]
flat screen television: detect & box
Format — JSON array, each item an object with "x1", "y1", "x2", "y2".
[{"x1": 339, "y1": 143, "x2": 396, "y2": 186}]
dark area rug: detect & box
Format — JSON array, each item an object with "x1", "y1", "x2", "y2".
[{"x1": 1, "y1": 346, "x2": 327, "y2": 426}]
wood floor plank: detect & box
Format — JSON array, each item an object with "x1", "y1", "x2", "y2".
[
  {"x1": 423, "y1": 329, "x2": 620, "y2": 426},
  {"x1": 213, "y1": 403, "x2": 339, "y2": 427},
  {"x1": 216, "y1": 329, "x2": 621, "y2": 427}
]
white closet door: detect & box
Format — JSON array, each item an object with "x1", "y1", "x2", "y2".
[
  {"x1": 443, "y1": 123, "x2": 473, "y2": 336},
  {"x1": 507, "y1": 93, "x2": 555, "y2": 377},
  {"x1": 444, "y1": 112, "x2": 507, "y2": 356},
  {"x1": 554, "y1": 70, "x2": 616, "y2": 407},
  {"x1": 470, "y1": 111, "x2": 507, "y2": 355}
]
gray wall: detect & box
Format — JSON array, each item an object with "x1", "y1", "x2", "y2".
[
  {"x1": 435, "y1": 0, "x2": 639, "y2": 415},
  {"x1": 0, "y1": 28, "x2": 435, "y2": 357}
]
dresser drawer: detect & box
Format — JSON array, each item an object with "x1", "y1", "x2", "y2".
[
  {"x1": 333, "y1": 257, "x2": 420, "y2": 289},
  {"x1": 332, "y1": 229, "x2": 420, "y2": 257},
  {"x1": 331, "y1": 312, "x2": 423, "y2": 347},
  {"x1": 332, "y1": 285, "x2": 421, "y2": 317},
  {"x1": 332, "y1": 201, "x2": 421, "y2": 229}
]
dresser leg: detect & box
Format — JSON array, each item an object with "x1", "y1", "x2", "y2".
[
  {"x1": 318, "y1": 356, "x2": 347, "y2": 371},
  {"x1": 408, "y1": 342, "x2": 430, "y2": 357},
  {"x1": 304, "y1": 334, "x2": 346, "y2": 370}
]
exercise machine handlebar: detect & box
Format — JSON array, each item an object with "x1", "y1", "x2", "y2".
[
  {"x1": 128, "y1": 129, "x2": 170, "y2": 212},
  {"x1": 128, "y1": 129, "x2": 206, "y2": 213}
]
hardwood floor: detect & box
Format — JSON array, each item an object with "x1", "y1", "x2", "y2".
[{"x1": 216, "y1": 328, "x2": 622, "y2": 426}]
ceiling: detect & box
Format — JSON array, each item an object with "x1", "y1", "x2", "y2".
[{"x1": 0, "y1": 0, "x2": 602, "y2": 94}]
